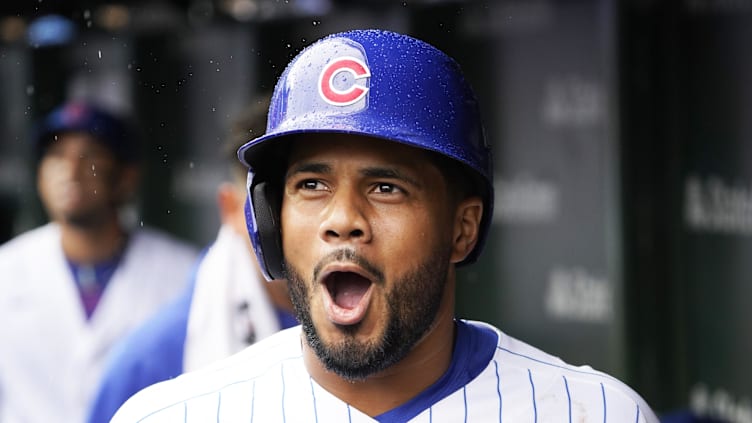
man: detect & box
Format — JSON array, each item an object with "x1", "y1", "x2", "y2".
[
  {"x1": 0, "y1": 101, "x2": 199, "y2": 423},
  {"x1": 112, "y1": 29, "x2": 658, "y2": 422},
  {"x1": 85, "y1": 97, "x2": 296, "y2": 423}
]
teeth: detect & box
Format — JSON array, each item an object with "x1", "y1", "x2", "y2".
[{"x1": 322, "y1": 270, "x2": 373, "y2": 326}]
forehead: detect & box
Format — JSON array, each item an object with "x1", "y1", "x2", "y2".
[
  {"x1": 41, "y1": 131, "x2": 118, "y2": 164},
  {"x1": 46, "y1": 131, "x2": 107, "y2": 149},
  {"x1": 287, "y1": 133, "x2": 433, "y2": 166}
]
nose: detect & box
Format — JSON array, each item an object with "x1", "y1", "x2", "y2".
[
  {"x1": 55, "y1": 152, "x2": 91, "y2": 178},
  {"x1": 319, "y1": 187, "x2": 372, "y2": 245}
]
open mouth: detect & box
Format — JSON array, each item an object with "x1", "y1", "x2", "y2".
[
  {"x1": 322, "y1": 271, "x2": 373, "y2": 325},
  {"x1": 326, "y1": 272, "x2": 372, "y2": 309}
]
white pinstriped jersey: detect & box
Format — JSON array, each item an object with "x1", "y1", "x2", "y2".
[{"x1": 111, "y1": 320, "x2": 658, "y2": 422}]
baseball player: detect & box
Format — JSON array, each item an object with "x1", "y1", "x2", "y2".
[
  {"x1": 111, "y1": 29, "x2": 659, "y2": 422},
  {"x1": 0, "y1": 101, "x2": 199, "y2": 423}
]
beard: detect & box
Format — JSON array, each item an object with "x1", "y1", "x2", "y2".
[
  {"x1": 284, "y1": 246, "x2": 451, "y2": 381},
  {"x1": 48, "y1": 169, "x2": 123, "y2": 230}
]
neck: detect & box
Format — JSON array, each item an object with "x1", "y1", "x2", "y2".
[
  {"x1": 59, "y1": 216, "x2": 128, "y2": 263},
  {"x1": 303, "y1": 285, "x2": 457, "y2": 417}
]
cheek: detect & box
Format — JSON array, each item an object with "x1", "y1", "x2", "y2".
[
  {"x1": 375, "y1": 207, "x2": 441, "y2": 261},
  {"x1": 37, "y1": 166, "x2": 70, "y2": 203},
  {"x1": 85, "y1": 163, "x2": 117, "y2": 185},
  {"x1": 36, "y1": 180, "x2": 55, "y2": 209},
  {"x1": 281, "y1": 204, "x2": 317, "y2": 264},
  {"x1": 37, "y1": 168, "x2": 51, "y2": 195},
  {"x1": 37, "y1": 162, "x2": 58, "y2": 187}
]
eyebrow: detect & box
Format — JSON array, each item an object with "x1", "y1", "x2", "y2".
[
  {"x1": 286, "y1": 162, "x2": 330, "y2": 178},
  {"x1": 286, "y1": 161, "x2": 421, "y2": 188},
  {"x1": 360, "y1": 167, "x2": 421, "y2": 187}
]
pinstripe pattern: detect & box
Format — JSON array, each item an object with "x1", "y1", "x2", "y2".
[
  {"x1": 111, "y1": 322, "x2": 659, "y2": 423},
  {"x1": 215, "y1": 391, "x2": 221, "y2": 423},
  {"x1": 281, "y1": 364, "x2": 287, "y2": 423},
  {"x1": 250, "y1": 380, "x2": 255, "y2": 423},
  {"x1": 563, "y1": 376, "x2": 572, "y2": 423},
  {"x1": 309, "y1": 377, "x2": 319, "y2": 423},
  {"x1": 528, "y1": 369, "x2": 537, "y2": 423},
  {"x1": 462, "y1": 386, "x2": 468, "y2": 423},
  {"x1": 494, "y1": 360, "x2": 502, "y2": 422}
]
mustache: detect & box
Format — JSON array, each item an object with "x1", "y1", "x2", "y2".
[{"x1": 312, "y1": 248, "x2": 385, "y2": 285}]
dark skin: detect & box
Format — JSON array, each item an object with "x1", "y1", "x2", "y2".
[
  {"x1": 280, "y1": 134, "x2": 483, "y2": 416},
  {"x1": 36, "y1": 132, "x2": 139, "y2": 264}
]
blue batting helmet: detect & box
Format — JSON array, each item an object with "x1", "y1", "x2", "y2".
[{"x1": 238, "y1": 29, "x2": 493, "y2": 280}]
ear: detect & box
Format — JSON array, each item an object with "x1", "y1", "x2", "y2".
[{"x1": 450, "y1": 196, "x2": 483, "y2": 264}]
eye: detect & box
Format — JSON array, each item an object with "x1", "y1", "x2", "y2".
[
  {"x1": 373, "y1": 183, "x2": 402, "y2": 194},
  {"x1": 300, "y1": 179, "x2": 325, "y2": 191},
  {"x1": 80, "y1": 148, "x2": 114, "y2": 164},
  {"x1": 44, "y1": 143, "x2": 65, "y2": 158}
]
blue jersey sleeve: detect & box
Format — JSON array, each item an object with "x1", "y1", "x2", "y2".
[{"x1": 85, "y1": 278, "x2": 196, "y2": 423}]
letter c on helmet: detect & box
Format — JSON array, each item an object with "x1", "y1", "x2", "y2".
[{"x1": 318, "y1": 56, "x2": 371, "y2": 106}]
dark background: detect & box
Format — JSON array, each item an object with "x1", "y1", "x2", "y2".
[{"x1": 1, "y1": 0, "x2": 750, "y2": 420}]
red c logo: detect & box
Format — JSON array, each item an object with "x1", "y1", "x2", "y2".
[{"x1": 318, "y1": 57, "x2": 371, "y2": 106}]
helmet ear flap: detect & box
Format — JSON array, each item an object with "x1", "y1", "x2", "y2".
[{"x1": 248, "y1": 179, "x2": 285, "y2": 280}]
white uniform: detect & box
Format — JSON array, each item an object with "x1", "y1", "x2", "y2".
[
  {"x1": 182, "y1": 225, "x2": 281, "y2": 372},
  {"x1": 112, "y1": 320, "x2": 659, "y2": 423},
  {"x1": 0, "y1": 223, "x2": 199, "y2": 423}
]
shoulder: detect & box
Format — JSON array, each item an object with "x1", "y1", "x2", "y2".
[
  {"x1": 111, "y1": 326, "x2": 303, "y2": 422},
  {"x1": 0, "y1": 223, "x2": 58, "y2": 258},
  {"x1": 128, "y1": 227, "x2": 200, "y2": 258},
  {"x1": 121, "y1": 228, "x2": 201, "y2": 276},
  {"x1": 0, "y1": 224, "x2": 61, "y2": 283},
  {"x1": 94, "y1": 291, "x2": 194, "y2": 388},
  {"x1": 88, "y1": 288, "x2": 196, "y2": 423},
  {"x1": 115, "y1": 286, "x2": 195, "y2": 363},
  {"x1": 465, "y1": 320, "x2": 659, "y2": 422}
]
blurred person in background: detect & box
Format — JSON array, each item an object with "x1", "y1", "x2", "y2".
[
  {"x1": 85, "y1": 95, "x2": 296, "y2": 423},
  {"x1": 0, "y1": 101, "x2": 199, "y2": 423}
]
